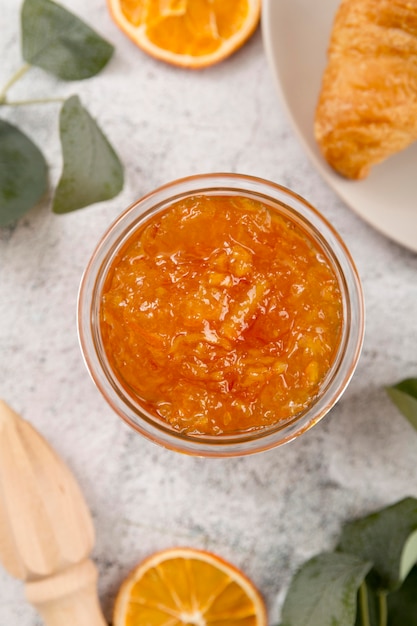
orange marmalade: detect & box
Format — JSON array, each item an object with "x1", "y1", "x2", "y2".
[{"x1": 100, "y1": 195, "x2": 343, "y2": 436}]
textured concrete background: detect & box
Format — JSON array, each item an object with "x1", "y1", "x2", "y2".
[{"x1": 1, "y1": 1, "x2": 417, "y2": 624}]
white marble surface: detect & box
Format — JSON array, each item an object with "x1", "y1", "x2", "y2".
[{"x1": 1, "y1": 1, "x2": 417, "y2": 624}]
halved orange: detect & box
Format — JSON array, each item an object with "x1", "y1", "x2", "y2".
[
  {"x1": 107, "y1": 0, "x2": 261, "y2": 68},
  {"x1": 113, "y1": 547, "x2": 267, "y2": 625}
]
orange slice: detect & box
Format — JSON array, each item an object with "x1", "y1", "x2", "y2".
[
  {"x1": 107, "y1": 0, "x2": 261, "y2": 68},
  {"x1": 113, "y1": 547, "x2": 267, "y2": 625}
]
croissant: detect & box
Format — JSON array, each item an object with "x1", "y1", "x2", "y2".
[{"x1": 314, "y1": 0, "x2": 417, "y2": 180}]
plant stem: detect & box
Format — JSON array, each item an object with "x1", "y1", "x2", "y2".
[
  {"x1": 378, "y1": 592, "x2": 388, "y2": 626},
  {"x1": 0, "y1": 65, "x2": 65, "y2": 107},
  {"x1": 0, "y1": 97, "x2": 65, "y2": 107},
  {"x1": 0, "y1": 63, "x2": 31, "y2": 101},
  {"x1": 359, "y1": 582, "x2": 371, "y2": 626}
]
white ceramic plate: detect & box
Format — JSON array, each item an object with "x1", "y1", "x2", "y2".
[{"x1": 262, "y1": 0, "x2": 417, "y2": 252}]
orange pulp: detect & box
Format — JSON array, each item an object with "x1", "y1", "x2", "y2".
[{"x1": 100, "y1": 194, "x2": 343, "y2": 435}]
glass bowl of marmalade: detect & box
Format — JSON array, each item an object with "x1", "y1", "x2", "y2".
[{"x1": 78, "y1": 173, "x2": 364, "y2": 456}]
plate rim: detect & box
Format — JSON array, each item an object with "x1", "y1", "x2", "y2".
[{"x1": 262, "y1": 0, "x2": 417, "y2": 253}]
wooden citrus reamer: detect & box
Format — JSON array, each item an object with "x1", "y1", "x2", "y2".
[{"x1": 0, "y1": 400, "x2": 107, "y2": 626}]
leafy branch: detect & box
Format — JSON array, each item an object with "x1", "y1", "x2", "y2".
[
  {"x1": 0, "y1": 0, "x2": 124, "y2": 226},
  {"x1": 277, "y1": 498, "x2": 417, "y2": 626},
  {"x1": 274, "y1": 380, "x2": 417, "y2": 626}
]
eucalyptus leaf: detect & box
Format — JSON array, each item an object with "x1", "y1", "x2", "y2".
[
  {"x1": 0, "y1": 119, "x2": 48, "y2": 226},
  {"x1": 21, "y1": 0, "x2": 114, "y2": 80},
  {"x1": 53, "y1": 95, "x2": 123, "y2": 214},
  {"x1": 387, "y1": 565, "x2": 417, "y2": 626},
  {"x1": 338, "y1": 498, "x2": 417, "y2": 592},
  {"x1": 386, "y1": 378, "x2": 417, "y2": 431},
  {"x1": 281, "y1": 552, "x2": 371, "y2": 626}
]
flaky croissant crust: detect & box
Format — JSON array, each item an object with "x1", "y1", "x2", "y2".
[{"x1": 314, "y1": 0, "x2": 417, "y2": 179}]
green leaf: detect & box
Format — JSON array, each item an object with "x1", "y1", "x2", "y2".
[
  {"x1": 338, "y1": 498, "x2": 417, "y2": 592},
  {"x1": 387, "y1": 565, "x2": 417, "y2": 626},
  {"x1": 0, "y1": 119, "x2": 48, "y2": 226},
  {"x1": 21, "y1": 0, "x2": 114, "y2": 80},
  {"x1": 281, "y1": 552, "x2": 371, "y2": 626},
  {"x1": 53, "y1": 96, "x2": 123, "y2": 214},
  {"x1": 386, "y1": 378, "x2": 417, "y2": 431}
]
